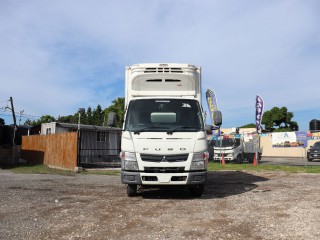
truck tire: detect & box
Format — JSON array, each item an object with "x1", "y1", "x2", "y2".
[
  {"x1": 189, "y1": 185, "x2": 204, "y2": 198},
  {"x1": 248, "y1": 154, "x2": 254, "y2": 163},
  {"x1": 308, "y1": 158, "x2": 312, "y2": 162},
  {"x1": 236, "y1": 154, "x2": 243, "y2": 164},
  {"x1": 127, "y1": 184, "x2": 137, "y2": 197}
]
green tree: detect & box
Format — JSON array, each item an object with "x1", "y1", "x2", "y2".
[
  {"x1": 261, "y1": 107, "x2": 299, "y2": 132},
  {"x1": 37, "y1": 115, "x2": 56, "y2": 124},
  {"x1": 24, "y1": 119, "x2": 37, "y2": 126},
  {"x1": 104, "y1": 97, "x2": 124, "y2": 128},
  {"x1": 239, "y1": 123, "x2": 256, "y2": 128},
  {"x1": 0, "y1": 118, "x2": 5, "y2": 126},
  {"x1": 24, "y1": 115, "x2": 56, "y2": 126},
  {"x1": 93, "y1": 104, "x2": 103, "y2": 126},
  {"x1": 78, "y1": 108, "x2": 87, "y2": 125},
  {"x1": 57, "y1": 115, "x2": 76, "y2": 123},
  {"x1": 87, "y1": 106, "x2": 93, "y2": 125}
]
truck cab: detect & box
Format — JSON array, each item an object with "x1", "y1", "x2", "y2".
[{"x1": 213, "y1": 136, "x2": 243, "y2": 163}]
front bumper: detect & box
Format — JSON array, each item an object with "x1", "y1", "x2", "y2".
[
  {"x1": 307, "y1": 152, "x2": 320, "y2": 160},
  {"x1": 121, "y1": 171, "x2": 207, "y2": 185},
  {"x1": 213, "y1": 156, "x2": 235, "y2": 161}
]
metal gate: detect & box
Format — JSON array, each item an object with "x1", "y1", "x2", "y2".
[{"x1": 78, "y1": 129, "x2": 121, "y2": 168}]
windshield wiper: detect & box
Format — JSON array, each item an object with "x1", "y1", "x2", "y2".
[
  {"x1": 167, "y1": 126, "x2": 199, "y2": 134},
  {"x1": 133, "y1": 126, "x2": 169, "y2": 134}
]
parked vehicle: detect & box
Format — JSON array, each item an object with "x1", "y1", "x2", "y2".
[
  {"x1": 207, "y1": 139, "x2": 215, "y2": 161},
  {"x1": 307, "y1": 141, "x2": 320, "y2": 162},
  {"x1": 213, "y1": 133, "x2": 262, "y2": 163},
  {"x1": 113, "y1": 63, "x2": 221, "y2": 197}
]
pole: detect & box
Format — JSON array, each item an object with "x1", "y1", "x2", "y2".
[
  {"x1": 9, "y1": 97, "x2": 17, "y2": 164},
  {"x1": 77, "y1": 111, "x2": 81, "y2": 167},
  {"x1": 77, "y1": 108, "x2": 85, "y2": 167},
  {"x1": 10, "y1": 97, "x2": 17, "y2": 127}
]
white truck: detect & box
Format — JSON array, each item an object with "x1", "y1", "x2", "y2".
[
  {"x1": 113, "y1": 63, "x2": 221, "y2": 197},
  {"x1": 213, "y1": 133, "x2": 262, "y2": 163}
]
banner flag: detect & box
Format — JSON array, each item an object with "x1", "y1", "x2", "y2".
[
  {"x1": 206, "y1": 89, "x2": 218, "y2": 126},
  {"x1": 255, "y1": 94, "x2": 264, "y2": 132}
]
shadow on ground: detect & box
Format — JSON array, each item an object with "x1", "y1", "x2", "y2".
[{"x1": 138, "y1": 171, "x2": 269, "y2": 200}]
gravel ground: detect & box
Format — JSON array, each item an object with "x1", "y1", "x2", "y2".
[{"x1": 1, "y1": 169, "x2": 320, "y2": 240}]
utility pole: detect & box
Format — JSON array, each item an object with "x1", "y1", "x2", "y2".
[
  {"x1": 10, "y1": 97, "x2": 17, "y2": 128},
  {"x1": 9, "y1": 97, "x2": 17, "y2": 164},
  {"x1": 18, "y1": 110, "x2": 24, "y2": 126}
]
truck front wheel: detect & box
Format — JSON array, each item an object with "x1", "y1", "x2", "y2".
[
  {"x1": 127, "y1": 184, "x2": 137, "y2": 197},
  {"x1": 189, "y1": 185, "x2": 204, "y2": 198},
  {"x1": 236, "y1": 154, "x2": 243, "y2": 164}
]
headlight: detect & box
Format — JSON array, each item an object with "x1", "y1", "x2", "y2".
[
  {"x1": 190, "y1": 152, "x2": 208, "y2": 170},
  {"x1": 120, "y1": 151, "x2": 139, "y2": 171}
]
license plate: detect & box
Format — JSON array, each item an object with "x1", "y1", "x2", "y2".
[{"x1": 314, "y1": 154, "x2": 318, "y2": 157}]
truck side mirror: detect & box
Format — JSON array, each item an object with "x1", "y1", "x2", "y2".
[
  {"x1": 213, "y1": 111, "x2": 222, "y2": 126},
  {"x1": 205, "y1": 125, "x2": 212, "y2": 133},
  {"x1": 107, "y1": 112, "x2": 117, "y2": 127}
]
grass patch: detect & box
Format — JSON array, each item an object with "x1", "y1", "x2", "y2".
[
  {"x1": 8, "y1": 164, "x2": 76, "y2": 176},
  {"x1": 208, "y1": 162, "x2": 320, "y2": 174},
  {"x1": 7, "y1": 163, "x2": 320, "y2": 176},
  {"x1": 81, "y1": 169, "x2": 120, "y2": 176},
  {"x1": 7, "y1": 164, "x2": 120, "y2": 176}
]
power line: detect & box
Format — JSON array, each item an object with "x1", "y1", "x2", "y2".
[
  {"x1": 0, "y1": 113, "x2": 13, "y2": 117},
  {"x1": 1, "y1": 108, "x2": 40, "y2": 119}
]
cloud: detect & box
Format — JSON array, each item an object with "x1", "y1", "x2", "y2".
[{"x1": 0, "y1": 0, "x2": 319, "y2": 130}]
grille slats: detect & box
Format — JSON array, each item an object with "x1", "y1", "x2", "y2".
[
  {"x1": 140, "y1": 154, "x2": 189, "y2": 162},
  {"x1": 144, "y1": 167, "x2": 185, "y2": 173}
]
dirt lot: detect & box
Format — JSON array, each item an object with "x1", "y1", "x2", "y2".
[{"x1": 1, "y1": 169, "x2": 320, "y2": 240}]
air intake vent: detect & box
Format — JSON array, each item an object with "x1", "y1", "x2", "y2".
[
  {"x1": 144, "y1": 67, "x2": 183, "y2": 73},
  {"x1": 140, "y1": 154, "x2": 189, "y2": 162},
  {"x1": 144, "y1": 167, "x2": 185, "y2": 173}
]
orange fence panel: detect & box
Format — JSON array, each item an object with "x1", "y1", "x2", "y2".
[{"x1": 22, "y1": 132, "x2": 78, "y2": 170}]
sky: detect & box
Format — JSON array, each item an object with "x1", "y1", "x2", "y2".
[{"x1": 1, "y1": 0, "x2": 319, "y2": 131}]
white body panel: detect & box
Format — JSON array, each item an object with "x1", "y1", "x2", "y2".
[{"x1": 125, "y1": 63, "x2": 201, "y2": 106}]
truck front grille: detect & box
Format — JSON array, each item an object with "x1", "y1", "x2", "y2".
[
  {"x1": 140, "y1": 154, "x2": 189, "y2": 162},
  {"x1": 144, "y1": 167, "x2": 185, "y2": 173}
]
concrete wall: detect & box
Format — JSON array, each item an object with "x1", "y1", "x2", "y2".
[{"x1": 260, "y1": 135, "x2": 318, "y2": 157}]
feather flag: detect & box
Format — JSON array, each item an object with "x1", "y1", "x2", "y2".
[
  {"x1": 255, "y1": 95, "x2": 264, "y2": 133},
  {"x1": 206, "y1": 89, "x2": 218, "y2": 126}
]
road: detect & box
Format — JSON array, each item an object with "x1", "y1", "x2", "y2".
[{"x1": 1, "y1": 168, "x2": 320, "y2": 239}]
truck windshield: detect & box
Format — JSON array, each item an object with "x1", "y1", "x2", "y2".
[
  {"x1": 214, "y1": 139, "x2": 236, "y2": 147},
  {"x1": 124, "y1": 99, "x2": 203, "y2": 132}
]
